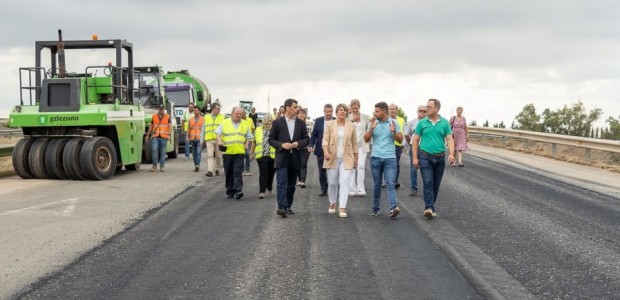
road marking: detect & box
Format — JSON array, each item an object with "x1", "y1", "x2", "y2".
[{"x1": 0, "y1": 197, "x2": 78, "y2": 217}]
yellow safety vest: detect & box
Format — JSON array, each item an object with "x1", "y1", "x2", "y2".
[
  {"x1": 394, "y1": 116, "x2": 405, "y2": 147},
  {"x1": 245, "y1": 118, "x2": 255, "y2": 136},
  {"x1": 221, "y1": 118, "x2": 248, "y2": 155},
  {"x1": 183, "y1": 111, "x2": 190, "y2": 131},
  {"x1": 188, "y1": 116, "x2": 204, "y2": 141},
  {"x1": 204, "y1": 113, "x2": 225, "y2": 141},
  {"x1": 254, "y1": 126, "x2": 275, "y2": 159}
]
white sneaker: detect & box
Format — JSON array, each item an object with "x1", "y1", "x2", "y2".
[
  {"x1": 339, "y1": 208, "x2": 348, "y2": 218},
  {"x1": 348, "y1": 192, "x2": 356, "y2": 197},
  {"x1": 258, "y1": 193, "x2": 264, "y2": 199},
  {"x1": 328, "y1": 204, "x2": 336, "y2": 215}
]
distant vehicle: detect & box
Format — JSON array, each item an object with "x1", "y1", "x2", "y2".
[
  {"x1": 239, "y1": 100, "x2": 253, "y2": 114},
  {"x1": 163, "y1": 70, "x2": 212, "y2": 150}
]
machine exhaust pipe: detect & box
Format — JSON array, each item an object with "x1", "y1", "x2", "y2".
[{"x1": 57, "y1": 29, "x2": 66, "y2": 78}]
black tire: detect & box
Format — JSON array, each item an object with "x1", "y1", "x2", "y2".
[
  {"x1": 44, "y1": 138, "x2": 69, "y2": 179},
  {"x1": 12, "y1": 137, "x2": 34, "y2": 179},
  {"x1": 168, "y1": 131, "x2": 179, "y2": 159},
  {"x1": 80, "y1": 137, "x2": 117, "y2": 180},
  {"x1": 29, "y1": 138, "x2": 51, "y2": 179},
  {"x1": 125, "y1": 163, "x2": 140, "y2": 171},
  {"x1": 143, "y1": 137, "x2": 152, "y2": 164},
  {"x1": 63, "y1": 138, "x2": 87, "y2": 180}
]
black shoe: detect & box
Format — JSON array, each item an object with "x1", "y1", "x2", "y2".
[
  {"x1": 381, "y1": 184, "x2": 386, "y2": 188},
  {"x1": 319, "y1": 191, "x2": 327, "y2": 197},
  {"x1": 205, "y1": 171, "x2": 213, "y2": 177},
  {"x1": 395, "y1": 183, "x2": 401, "y2": 189},
  {"x1": 286, "y1": 208, "x2": 295, "y2": 215},
  {"x1": 410, "y1": 189, "x2": 418, "y2": 197},
  {"x1": 215, "y1": 170, "x2": 220, "y2": 176},
  {"x1": 276, "y1": 208, "x2": 287, "y2": 218},
  {"x1": 300, "y1": 182, "x2": 306, "y2": 188},
  {"x1": 235, "y1": 192, "x2": 244, "y2": 200}
]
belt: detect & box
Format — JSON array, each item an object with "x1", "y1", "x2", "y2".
[{"x1": 419, "y1": 150, "x2": 445, "y2": 157}]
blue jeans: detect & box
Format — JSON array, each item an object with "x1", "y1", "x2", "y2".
[
  {"x1": 370, "y1": 157, "x2": 398, "y2": 212},
  {"x1": 244, "y1": 148, "x2": 251, "y2": 172},
  {"x1": 190, "y1": 139, "x2": 202, "y2": 166},
  {"x1": 151, "y1": 137, "x2": 167, "y2": 167},
  {"x1": 184, "y1": 137, "x2": 190, "y2": 158},
  {"x1": 409, "y1": 149, "x2": 418, "y2": 191},
  {"x1": 395, "y1": 146, "x2": 403, "y2": 184},
  {"x1": 276, "y1": 165, "x2": 298, "y2": 209},
  {"x1": 419, "y1": 153, "x2": 446, "y2": 212}
]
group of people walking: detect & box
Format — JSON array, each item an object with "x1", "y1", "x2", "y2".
[{"x1": 149, "y1": 97, "x2": 470, "y2": 220}]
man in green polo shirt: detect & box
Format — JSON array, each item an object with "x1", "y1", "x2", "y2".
[{"x1": 411, "y1": 99, "x2": 455, "y2": 219}]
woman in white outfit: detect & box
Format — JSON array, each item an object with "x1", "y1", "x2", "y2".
[
  {"x1": 322, "y1": 103, "x2": 359, "y2": 217},
  {"x1": 348, "y1": 108, "x2": 370, "y2": 197}
]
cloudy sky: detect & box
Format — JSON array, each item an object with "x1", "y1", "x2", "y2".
[{"x1": 1, "y1": 0, "x2": 619, "y2": 127}]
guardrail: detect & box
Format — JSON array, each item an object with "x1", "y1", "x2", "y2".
[
  {"x1": 0, "y1": 129, "x2": 22, "y2": 158},
  {"x1": 468, "y1": 126, "x2": 620, "y2": 162}
]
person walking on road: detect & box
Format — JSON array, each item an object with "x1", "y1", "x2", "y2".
[
  {"x1": 412, "y1": 99, "x2": 455, "y2": 219},
  {"x1": 147, "y1": 105, "x2": 172, "y2": 172},
  {"x1": 216, "y1": 107, "x2": 253, "y2": 200},
  {"x1": 364, "y1": 102, "x2": 403, "y2": 218},
  {"x1": 449, "y1": 106, "x2": 470, "y2": 167},
  {"x1": 348, "y1": 99, "x2": 370, "y2": 197},
  {"x1": 252, "y1": 114, "x2": 276, "y2": 199},
  {"x1": 297, "y1": 108, "x2": 311, "y2": 188},
  {"x1": 389, "y1": 103, "x2": 406, "y2": 189},
  {"x1": 309, "y1": 104, "x2": 334, "y2": 196},
  {"x1": 187, "y1": 106, "x2": 205, "y2": 172},
  {"x1": 269, "y1": 99, "x2": 310, "y2": 218},
  {"x1": 404, "y1": 105, "x2": 427, "y2": 196},
  {"x1": 204, "y1": 103, "x2": 225, "y2": 177},
  {"x1": 323, "y1": 103, "x2": 358, "y2": 218},
  {"x1": 242, "y1": 110, "x2": 255, "y2": 176},
  {"x1": 182, "y1": 103, "x2": 195, "y2": 160}
]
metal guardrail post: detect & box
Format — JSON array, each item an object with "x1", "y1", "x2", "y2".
[
  {"x1": 585, "y1": 148, "x2": 592, "y2": 163},
  {"x1": 551, "y1": 143, "x2": 558, "y2": 158}
]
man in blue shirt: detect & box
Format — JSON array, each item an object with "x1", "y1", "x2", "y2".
[{"x1": 364, "y1": 102, "x2": 404, "y2": 218}]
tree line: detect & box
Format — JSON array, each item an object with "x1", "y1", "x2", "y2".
[{"x1": 469, "y1": 101, "x2": 619, "y2": 140}]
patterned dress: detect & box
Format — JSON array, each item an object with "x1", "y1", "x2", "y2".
[{"x1": 451, "y1": 116, "x2": 470, "y2": 151}]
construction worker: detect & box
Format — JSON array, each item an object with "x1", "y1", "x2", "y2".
[
  {"x1": 182, "y1": 103, "x2": 195, "y2": 160},
  {"x1": 216, "y1": 107, "x2": 253, "y2": 199},
  {"x1": 147, "y1": 105, "x2": 172, "y2": 172},
  {"x1": 389, "y1": 103, "x2": 406, "y2": 189},
  {"x1": 187, "y1": 106, "x2": 205, "y2": 172},
  {"x1": 204, "y1": 103, "x2": 224, "y2": 177}
]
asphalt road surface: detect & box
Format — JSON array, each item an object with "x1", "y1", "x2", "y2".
[{"x1": 4, "y1": 144, "x2": 620, "y2": 299}]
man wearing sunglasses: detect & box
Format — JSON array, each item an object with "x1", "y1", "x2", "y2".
[{"x1": 404, "y1": 105, "x2": 428, "y2": 196}]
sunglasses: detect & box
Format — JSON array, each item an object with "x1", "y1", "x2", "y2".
[{"x1": 418, "y1": 110, "x2": 427, "y2": 112}]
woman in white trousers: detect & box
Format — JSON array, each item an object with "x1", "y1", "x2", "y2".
[
  {"x1": 322, "y1": 103, "x2": 359, "y2": 217},
  {"x1": 349, "y1": 109, "x2": 370, "y2": 196}
]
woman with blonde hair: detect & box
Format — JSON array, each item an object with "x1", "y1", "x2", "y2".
[
  {"x1": 251, "y1": 114, "x2": 276, "y2": 198},
  {"x1": 322, "y1": 103, "x2": 359, "y2": 217}
]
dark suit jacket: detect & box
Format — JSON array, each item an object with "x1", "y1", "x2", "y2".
[
  {"x1": 269, "y1": 116, "x2": 310, "y2": 170},
  {"x1": 309, "y1": 116, "x2": 330, "y2": 157}
]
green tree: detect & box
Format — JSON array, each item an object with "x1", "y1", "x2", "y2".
[
  {"x1": 469, "y1": 120, "x2": 477, "y2": 126},
  {"x1": 514, "y1": 103, "x2": 541, "y2": 131},
  {"x1": 483, "y1": 120, "x2": 489, "y2": 127},
  {"x1": 605, "y1": 115, "x2": 620, "y2": 140},
  {"x1": 396, "y1": 107, "x2": 408, "y2": 122},
  {"x1": 541, "y1": 101, "x2": 602, "y2": 136}
]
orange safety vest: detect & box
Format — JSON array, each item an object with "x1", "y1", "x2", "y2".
[
  {"x1": 152, "y1": 113, "x2": 171, "y2": 139},
  {"x1": 188, "y1": 116, "x2": 204, "y2": 141}
]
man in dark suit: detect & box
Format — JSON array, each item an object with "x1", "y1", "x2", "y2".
[
  {"x1": 308, "y1": 104, "x2": 334, "y2": 196},
  {"x1": 269, "y1": 99, "x2": 310, "y2": 218}
]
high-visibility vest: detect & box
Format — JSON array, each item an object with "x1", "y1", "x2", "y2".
[
  {"x1": 204, "y1": 113, "x2": 225, "y2": 141},
  {"x1": 221, "y1": 118, "x2": 248, "y2": 155},
  {"x1": 188, "y1": 116, "x2": 204, "y2": 141},
  {"x1": 183, "y1": 111, "x2": 190, "y2": 131},
  {"x1": 152, "y1": 114, "x2": 171, "y2": 139},
  {"x1": 394, "y1": 116, "x2": 405, "y2": 146},
  {"x1": 254, "y1": 126, "x2": 275, "y2": 159}
]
